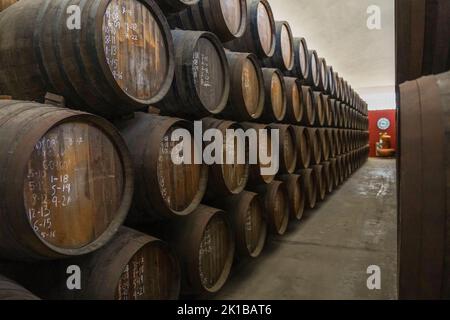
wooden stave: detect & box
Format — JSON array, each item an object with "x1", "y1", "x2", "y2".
[
  {"x1": 284, "y1": 77, "x2": 303, "y2": 124},
  {"x1": 306, "y1": 127, "x2": 322, "y2": 165},
  {"x1": 289, "y1": 37, "x2": 310, "y2": 80},
  {"x1": 312, "y1": 91, "x2": 326, "y2": 127},
  {"x1": 260, "y1": 68, "x2": 287, "y2": 123},
  {"x1": 269, "y1": 123, "x2": 297, "y2": 174},
  {"x1": 305, "y1": 50, "x2": 320, "y2": 88},
  {"x1": 312, "y1": 164, "x2": 326, "y2": 202},
  {"x1": 298, "y1": 168, "x2": 317, "y2": 209},
  {"x1": 278, "y1": 174, "x2": 305, "y2": 221},
  {"x1": 292, "y1": 125, "x2": 311, "y2": 170},
  {"x1": 300, "y1": 85, "x2": 316, "y2": 126},
  {"x1": 263, "y1": 21, "x2": 294, "y2": 72}
]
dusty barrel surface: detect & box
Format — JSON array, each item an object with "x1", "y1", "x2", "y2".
[
  {"x1": 260, "y1": 68, "x2": 287, "y2": 122},
  {"x1": 241, "y1": 122, "x2": 276, "y2": 185},
  {"x1": 290, "y1": 37, "x2": 309, "y2": 80},
  {"x1": 279, "y1": 174, "x2": 305, "y2": 221},
  {"x1": 220, "y1": 51, "x2": 264, "y2": 121},
  {"x1": 0, "y1": 100, "x2": 133, "y2": 260},
  {"x1": 224, "y1": 0, "x2": 275, "y2": 59},
  {"x1": 293, "y1": 126, "x2": 311, "y2": 169},
  {"x1": 0, "y1": 0, "x2": 174, "y2": 118},
  {"x1": 269, "y1": 124, "x2": 297, "y2": 174},
  {"x1": 157, "y1": 30, "x2": 230, "y2": 118},
  {"x1": 118, "y1": 113, "x2": 207, "y2": 221},
  {"x1": 0, "y1": 275, "x2": 39, "y2": 300},
  {"x1": 256, "y1": 181, "x2": 289, "y2": 235},
  {"x1": 164, "y1": 205, "x2": 235, "y2": 295},
  {"x1": 312, "y1": 164, "x2": 326, "y2": 201},
  {"x1": 263, "y1": 21, "x2": 294, "y2": 72},
  {"x1": 306, "y1": 50, "x2": 320, "y2": 88},
  {"x1": 155, "y1": 0, "x2": 199, "y2": 14},
  {"x1": 300, "y1": 85, "x2": 315, "y2": 126},
  {"x1": 169, "y1": 0, "x2": 247, "y2": 42},
  {"x1": 306, "y1": 127, "x2": 322, "y2": 165},
  {"x1": 284, "y1": 77, "x2": 303, "y2": 124},
  {"x1": 298, "y1": 168, "x2": 317, "y2": 209},
  {"x1": 202, "y1": 118, "x2": 249, "y2": 197},
  {"x1": 214, "y1": 191, "x2": 267, "y2": 259}
]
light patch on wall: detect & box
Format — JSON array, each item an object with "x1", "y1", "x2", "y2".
[{"x1": 357, "y1": 86, "x2": 396, "y2": 110}]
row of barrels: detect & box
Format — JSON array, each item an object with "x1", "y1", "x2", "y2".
[{"x1": 0, "y1": 0, "x2": 368, "y2": 122}]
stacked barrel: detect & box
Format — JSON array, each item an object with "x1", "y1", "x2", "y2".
[{"x1": 0, "y1": 0, "x2": 369, "y2": 300}]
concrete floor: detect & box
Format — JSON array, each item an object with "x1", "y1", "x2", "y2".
[{"x1": 215, "y1": 158, "x2": 397, "y2": 300}]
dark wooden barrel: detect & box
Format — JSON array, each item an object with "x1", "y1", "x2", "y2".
[
  {"x1": 279, "y1": 174, "x2": 305, "y2": 221},
  {"x1": 319, "y1": 128, "x2": 330, "y2": 162},
  {"x1": 269, "y1": 124, "x2": 297, "y2": 174},
  {"x1": 306, "y1": 50, "x2": 320, "y2": 88},
  {"x1": 333, "y1": 129, "x2": 342, "y2": 155},
  {"x1": 241, "y1": 122, "x2": 276, "y2": 185},
  {"x1": 298, "y1": 169, "x2": 317, "y2": 209},
  {"x1": 214, "y1": 191, "x2": 267, "y2": 259},
  {"x1": 327, "y1": 65, "x2": 336, "y2": 96},
  {"x1": 118, "y1": 113, "x2": 207, "y2": 222},
  {"x1": 0, "y1": 275, "x2": 39, "y2": 300},
  {"x1": 336, "y1": 155, "x2": 344, "y2": 185},
  {"x1": 224, "y1": 0, "x2": 275, "y2": 59},
  {"x1": 284, "y1": 77, "x2": 303, "y2": 124},
  {"x1": 0, "y1": 0, "x2": 17, "y2": 12},
  {"x1": 317, "y1": 57, "x2": 329, "y2": 92},
  {"x1": 306, "y1": 127, "x2": 322, "y2": 165},
  {"x1": 313, "y1": 91, "x2": 326, "y2": 127},
  {"x1": 300, "y1": 85, "x2": 316, "y2": 126},
  {"x1": 157, "y1": 30, "x2": 230, "y2": 118},
  {"x1": 293, "y1": 126, "x2": 311, "y2": 169},
  {"x1": 154, "y1": 0, "x2": 199, "y2": 14},
  {"x1": 169, "y1": 0, "x2": 247, "y2": 42},
  {"x1": 332, "y1": 99, "x2": 340, "y2": 127},
  {"x1": 12, "y1": 227, "x2": 181, "y2": 300},
  {"x1": 202, "y1": 118, "x2": 249, "y2": 196},
  {"x1": 263, "y1": 21, "x2": 294, "y2": 72},
  {"x1": 0, "y1": 0, "x2": 175, "y2": 118},
  {"x1": 165, "y1": 205, "x2": 235, "y2": 295},
  {"x1": 220, "y1": 51, "x2": 264, "y2": 121},
  {"x1": 312, "y1": 164, "x2": 326, "y2": 202},
  {"x1": 256, "y1": 181, "x2": 289, "y2": 235},
  {"x1": 322, "y1": 161, "x2": 333, "y2": 193},
  {"x1": 338, "y1": 77, "x2": 346, "y2": 102},
  {"x1": 330, "y1": 158, "x2": 339, "y2": 188},
  {"x1": 260, "y1": 68, "x2": 287, "y2": 122},
  {"x1": 337, "y1": 102, "x2": 345, "y2": 128},
  {"x1": 323, "y1": 95, "x2": 333, "y2": 127},
  {"x1": 0, "y1": 100, "x2": 133, "y2": 261},
  {"x1": 327, "y1": 128, "x2": 336, "y2": 158},
  {"x1": 290, "y1": 37, "x2": 310, "y2": 80}
]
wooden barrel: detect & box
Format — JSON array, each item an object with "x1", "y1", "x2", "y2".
[
  {"x1": 12, "y1": 227, "x2": 181, "y2": 300},
  {"x1": 241, "y1": 123, "x2": 276, "y2": 186},
  {"x1": 0, "y1": 0, "x2": 174, "y2": 118},
  {"x1": 279, "y1": 174, "x2": 305, "y2": 221},
  {"x1": 220, "y1": 51, "x2": 264, "y2": 121},
  {"x1": 333, "y1": 72, "x2": 341, "y2": 100},
  {"x1": 333, "y1": 129, "x2": 342, "y2": 155},
  {"x1": 327, "y1": 128, "x2": 336, "y2": 158},
  {"x1": 327, "y1": 65, "x2": 336, "y2": 96},
  {"x1": 338, "y1": 77, "x2": 346, "y2": 103},
  {"x1": 337, "y1": 102, "x2": 345, "y2": 128},
  {"x1": 0, "y1": 100, "x2": 133, "y2": 261},
  {"x1": 293, "y1": 126, "x2": 311, "y2": 169},
  {"x1": 263, "y1": 21, "x2": 294, "y2": 72},
  {"x1": 300, "y1": 85, "x2": 315, "y2": 126},
  {"x1": 202, "y1": 118, "x2": 249, "y2": 196},
  {"x1": 330, "y1": 158, "x2": 339, "y2": 188},
  {"x1": 318, "y1": 128, "x2": 330, "y2": 162},
  {"x1": 306, "y1": 127, "x2": 322, "y2": 165},
  {"x1": 157, "y1": 30, "x2": 230, "y2": 118},
  {"x1": 224, "y1": 0, "x2": 275, "y2": 59},
  {"x1": 332, "y1": 99, "x2": 340, "y2": 127},
  {"x1": 284, "y1": 77, "x2": 303, "y2": 124},
  {"x1": 169, "y1": 0, "x2": 247, "y2": 42},
  {"x1": 269, "y1": 124, "x2": 297, "y2": 174},
  {"x1": 0, "y1": 275, "x2": 39, "y2": 300},
  {"x1": 313, "y1": 91, "x2": 326, "y2": 127},
  {"x1": 322, "y1": 161, "x2": 333, "y2": 194},
  {"x1": 214, "y1": 191, "x2": 267, "y2": 259},
  {"x1": 155, "y1": 0, "x2": 199, "y2": 14},
  {"x1": 290, "y1": 37, "x2": 310, "y2": 80},
  {"x1": 317, "y1": 57, "x2": 329, "y2": 92},
  {"x1": 260, "y1": 68, "x2": 287, "y2": 122},
  {"x1": 312, "y1": 165, "x2": 326, "y2": 202},
  {"x1": 398, "y1": 72, "x2": 450, "y2": 299},
  {"x1": 256, "y1": 181, "x2": 289, "y2": 235},
  {"x1": 298, "y1": 169, "x2": 317, "y2": 209},
  {"x1": 0, "y1": 0, "x2": 17, "y2": 12},
  {"x1": 118, "y1": 113, "x2": 207, "y2": 222},
  {"x1": 306, "y1": 50, "x2": 320, "y2": 88},
  {"x1": 165, "y1": 205, "x2": 234, "y2": 295},
  {"x1": 324, "y1": 95, "x2": 333, "y2": 127},
  {"x1": 336, "y1": 155, "x2": 344, "y2": 185}
]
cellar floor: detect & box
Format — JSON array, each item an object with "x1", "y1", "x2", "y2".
[{"x1": 214, "y1": 158, "x2": 397, "y2": 300}]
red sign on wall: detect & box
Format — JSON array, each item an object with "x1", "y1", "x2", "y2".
[{"x1": 368, "y1": 110, "x2": 397, "y2": 157}]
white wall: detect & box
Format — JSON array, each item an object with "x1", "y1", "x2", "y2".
[{"x1": 268, "y1": 0, "x2": 396, "y2": 110}]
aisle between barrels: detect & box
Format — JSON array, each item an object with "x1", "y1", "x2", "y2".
[{"x1": 214, "y1": 158, "x2": 397, "y2": 300}]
